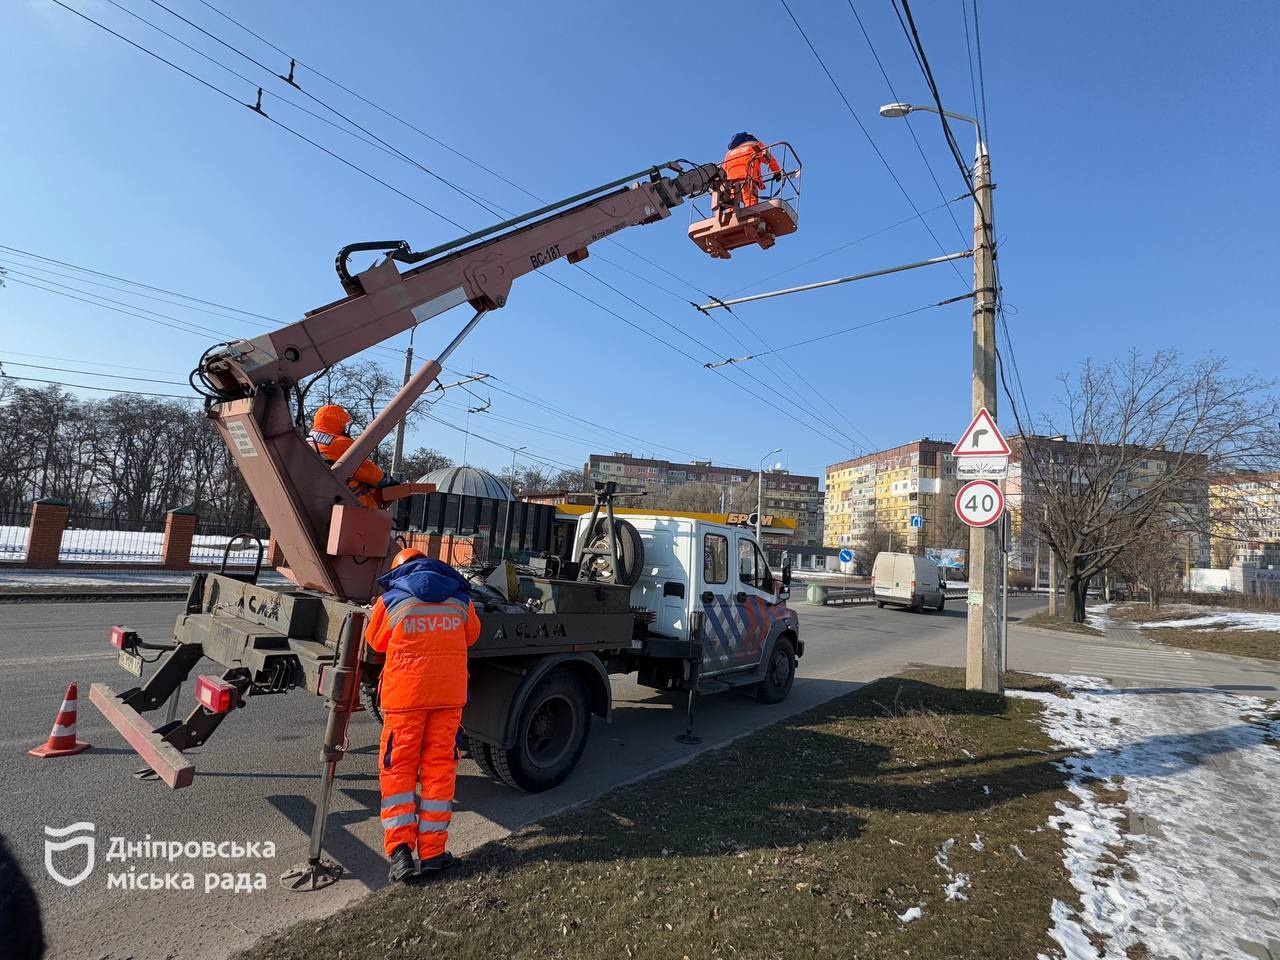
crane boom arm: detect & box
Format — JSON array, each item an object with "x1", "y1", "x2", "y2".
[{"x1": 197, "y1": 161, "x2": 722, "y2": 602}]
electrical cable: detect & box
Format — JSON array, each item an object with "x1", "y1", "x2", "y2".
[
  {"x1": 47, "y1": 0, "x2": 466, "y2": 230},
  {"x1": 138, "y1": 0, "x2": 504, "y2": 222},
  {"x1": 846, "y1": 1, "x2": 968, "y2": 255},
  {"x1": 53, "y1": 0, "x2": 862, "y2": 455},
  {"x1": 0, "y1": 349, "x2": 184, "y2": 377},
  {"x1": 188, "y1": 0, "x2": 714, "y2": 303},
  {"x1": 0, "y1": 243, "x2": 406, "y2": 363},
  {"x1": 972, "y1": 0, "x2": 992, "y2": 147},
  {"x1": 777, "y1": 0, "x2": 964, "y2": 278},
  {"x1": 894, "y1": 0, "x2": 978, "y2": 198},
  {"x1": 0, "y1": 375, "x2": 191, "y2": 399},
  {"x1": 0, "y1": 360, "x2": 187, "y2": 386}
]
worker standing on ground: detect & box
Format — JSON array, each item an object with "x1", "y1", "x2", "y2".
[
  {"x1": 307, "y1": 404, "x2": 389, "y2": 507},
  {"x1": 364, "y1": 547, "x2": 482, "y2": 881},
  {"x1": 720, "y1": 132, "x2": 782, "y2": 208}
]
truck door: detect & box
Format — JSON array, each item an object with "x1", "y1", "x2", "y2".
[{"x1": 698, "y1": 530, "x2": 781, "y2": 674}]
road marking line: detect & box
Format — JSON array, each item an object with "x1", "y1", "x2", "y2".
[{"x1": 0, "y1": 652, "x2": 117, "y2": 667}]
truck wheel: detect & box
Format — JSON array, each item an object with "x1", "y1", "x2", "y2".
[
  {"x1": 936, "y1": 597, "x2": 946, "y2": 613},
  {"x1": 875, "y1": 601, "x2": 885, "y2": 609},
  {"x1": 492, "y1": 669, "x2": 591, "y2": 793},
  {"x1": 756, "y1": 637, "x2": 796, "y2": 704},
  {"x1": 360, "y1": 682, "x2": 383, "y2": 724},
  {"x1": 579, "y1": 518, "x2": 644, "y2": 586},
  {"x1": 467, "y1": 735, "x2": 500, "y2": 781}
]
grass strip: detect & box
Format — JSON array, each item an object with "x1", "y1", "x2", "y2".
[{"x1": 242, "y1": 668, "x2": 1076, "y2": 960}]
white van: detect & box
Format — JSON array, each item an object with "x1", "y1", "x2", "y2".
[{"x1": 871, "y1": 552, "x2": 947, "y2": 612}]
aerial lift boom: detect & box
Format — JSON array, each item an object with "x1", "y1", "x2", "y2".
[{"x1": 194, "y1": 162, "x2": 725, "y2": 603}]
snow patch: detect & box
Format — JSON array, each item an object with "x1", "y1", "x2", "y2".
[
  {"x1": 968, "y1": 834, "x2": 984, "y2": 852},
  {"x1": 1140, "y1": 610, "x2": 1280, "y2": 632},
  {"x1": 943, "y1": 874, "x2": 970, "y2": 902},
  {"x1": 933, "y1": 838, "x2": 970, "y2": 902},
  {"x1": 896, "y1": 905, "x2": 923, "y2": 923},
  {"x1": 1012, "y1": 675, "x2": 1280, "y2": 959}
]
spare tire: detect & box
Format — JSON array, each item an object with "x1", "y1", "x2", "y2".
[{"x1": 577, "y1": 517, "x2": 644, "y2": 586}]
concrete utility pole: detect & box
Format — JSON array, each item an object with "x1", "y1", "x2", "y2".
[
  {"x1": 966, "y1": 137, "x2": 1001, "y2": 692},
  {"x1": 880, "y1": 102, "x2": 999, "y2": 691}
]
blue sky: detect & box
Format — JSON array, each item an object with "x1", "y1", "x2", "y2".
[{"x1": 2, "y1": 0, "x2": 1277, "y2": 482}]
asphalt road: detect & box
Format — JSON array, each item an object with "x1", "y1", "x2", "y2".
[{"x1": 4, "y1": 595, "x2": 1277, "y2": 960}]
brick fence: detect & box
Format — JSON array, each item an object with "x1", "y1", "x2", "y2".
[{"x1": 4, "y1": 501, "x2": 480, "y2": 571}]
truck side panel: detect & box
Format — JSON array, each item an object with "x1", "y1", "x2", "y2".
[{"x1": 610, "y1": 517, "x2": 694, "y2": 641}]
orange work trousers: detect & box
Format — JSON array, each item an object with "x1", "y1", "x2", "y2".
[{"x1": 378, "y1": 706, "x2": 463, "y2": 858}]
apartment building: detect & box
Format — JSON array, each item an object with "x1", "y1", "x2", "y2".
[
  {"x1": 824, "y1": 439, "x2": 961, "y2": 552},
  {"x1": 1004, "y1": 435, "x2": 1211, "y2": 580},
  {"x1": 585, "y1": 452, "x2": 823, "y2": 545},
  {"x1": 1210, "y1": 471, "x2": 1280, "y2": 567}
]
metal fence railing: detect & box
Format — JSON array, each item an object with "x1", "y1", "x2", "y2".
[
  {"x1": 0, "y1": 510, "x2": 30, "y2": 561},
  {"x1": 60, "y1": 515, "x2": 168, "y2": 564},
  {"x1": 190, "y1": 520, "x2": 270, "y2": 567}
]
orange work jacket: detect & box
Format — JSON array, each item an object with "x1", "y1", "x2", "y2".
[
  {"x1": 366, "y1": 592, "x2": 482, "y2": 711},
  {"x1": 722, "y1": 141, "x2": 781, "y2": 206}
]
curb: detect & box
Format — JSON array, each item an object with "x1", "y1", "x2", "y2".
[{"x1": 0, "y1": 588, "x2": 191, "y2": 603}]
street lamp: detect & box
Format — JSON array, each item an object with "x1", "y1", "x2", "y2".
[
  {"x1": 757, "y1": 448, "x2": 782, "y2": 546},
  {"x1": 500, "y1": 446, "x2": 526, "y2": 562},
  {"x1": 880, "y1": 100, "x2": 999, "y2": 693},
  {"x1": 878, "y1": 102, "x2": 985, "y2": 156}
]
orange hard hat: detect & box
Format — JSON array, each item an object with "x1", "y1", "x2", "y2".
[{"x1": 391, "y1": 547, "x2": 426, "y2": 569}]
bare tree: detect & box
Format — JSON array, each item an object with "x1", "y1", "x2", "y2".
[
  {"x1": 1029, "y1": 350, "x2": 1279, "y2": 622},
  {"x1": 400, "y1": 447, "x2": 453, "y2": 480},
  {"x1": 854, "y1": 521, "x2": 895, "y2": 570},
  {"x1": 1110, "y1": 514, "x2": 1185, "y2": 609}
]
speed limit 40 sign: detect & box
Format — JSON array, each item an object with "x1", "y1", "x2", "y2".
[{"x1": 955, "y1": 479, "x2": 1005, "y2": 528}]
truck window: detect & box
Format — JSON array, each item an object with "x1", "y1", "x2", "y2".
[
  {"x1": 738, "y1": 539, "x2": 774, "y2": 590},
  {"x1": 704, "y1": 534, "x2": 728, "y2": 584}
]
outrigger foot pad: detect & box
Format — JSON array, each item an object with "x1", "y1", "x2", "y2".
[{"x1": 279, "y1": 857, "x2": 344, "y2": 891}]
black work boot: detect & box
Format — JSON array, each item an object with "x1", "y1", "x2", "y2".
[
  {"x1": 388, "y1": 844, "x2": 416, "y2": 883},
  {"x1": 417, "y1": 851, "x2": 455, "y2": 878}
]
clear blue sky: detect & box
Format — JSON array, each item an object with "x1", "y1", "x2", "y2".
[{"x1": 2, "y1": 0, "x2": 1277, "y2": 482}]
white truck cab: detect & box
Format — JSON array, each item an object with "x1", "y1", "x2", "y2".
[{"x1": 575, "y1": 513, "x2": 801, "y2": 682}]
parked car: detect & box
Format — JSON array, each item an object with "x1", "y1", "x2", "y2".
[{"x1": 871, "y1": 552, "x2": 947, "y2": 612}]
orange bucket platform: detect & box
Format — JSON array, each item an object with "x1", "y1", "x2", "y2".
[{"x1": 688, "y1": 197, "x2": 799, "y2": 260}]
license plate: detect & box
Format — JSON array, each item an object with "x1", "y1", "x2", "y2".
[{"x1": 118, "y1": 650, "x2": 144, "y2": 677}]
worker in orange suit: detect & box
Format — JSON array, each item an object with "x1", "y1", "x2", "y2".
[
  {"x1": 721, "y1": 132, "x2": 782, "y2": 208},
  {"x1": 307, "y1": 404, "x2": 388, "y2": 508},
  {"x1": 365, "y1": 547, "x2": 482, "y2": 882}
]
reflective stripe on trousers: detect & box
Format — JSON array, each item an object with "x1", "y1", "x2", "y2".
[{"x1": 377, "y1": 706, "x2": 463, "y2": 859}]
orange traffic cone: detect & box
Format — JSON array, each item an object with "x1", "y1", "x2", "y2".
[{"x1": 29, "y1": 682, "x2": 90, "y2": 758}]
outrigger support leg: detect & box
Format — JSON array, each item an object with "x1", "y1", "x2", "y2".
[
  {"x1": 281, "y1": 609, "x2": 366, "y2": 892},
  {"x1": 676, "y1": 612, "x2": 705, "y2": 745}
]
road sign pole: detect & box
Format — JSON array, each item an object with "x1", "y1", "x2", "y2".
[{"x1": 966, "y1": 146, "x2": 1001, "y2": 693}]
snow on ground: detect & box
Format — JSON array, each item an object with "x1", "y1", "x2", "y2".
[
  {"x1": 1012, "y1": 677, "x2": 1280, "y2": 960},
  {"x1": 1140, "y1": 610, "x2": 1280, "y2": 632},
  {"x1": 1089, "y1": 600, "x2": 1280, "y2": 634},
  {"x1": 0, "y1": 569, "x2": 289, "y2": 588},
  {"x1": 1085, "y1": 603, "x2": 1118, "y2": 631},
  {"x1": 0, "y1": 524, "x2": 260, "y2": 564}
]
